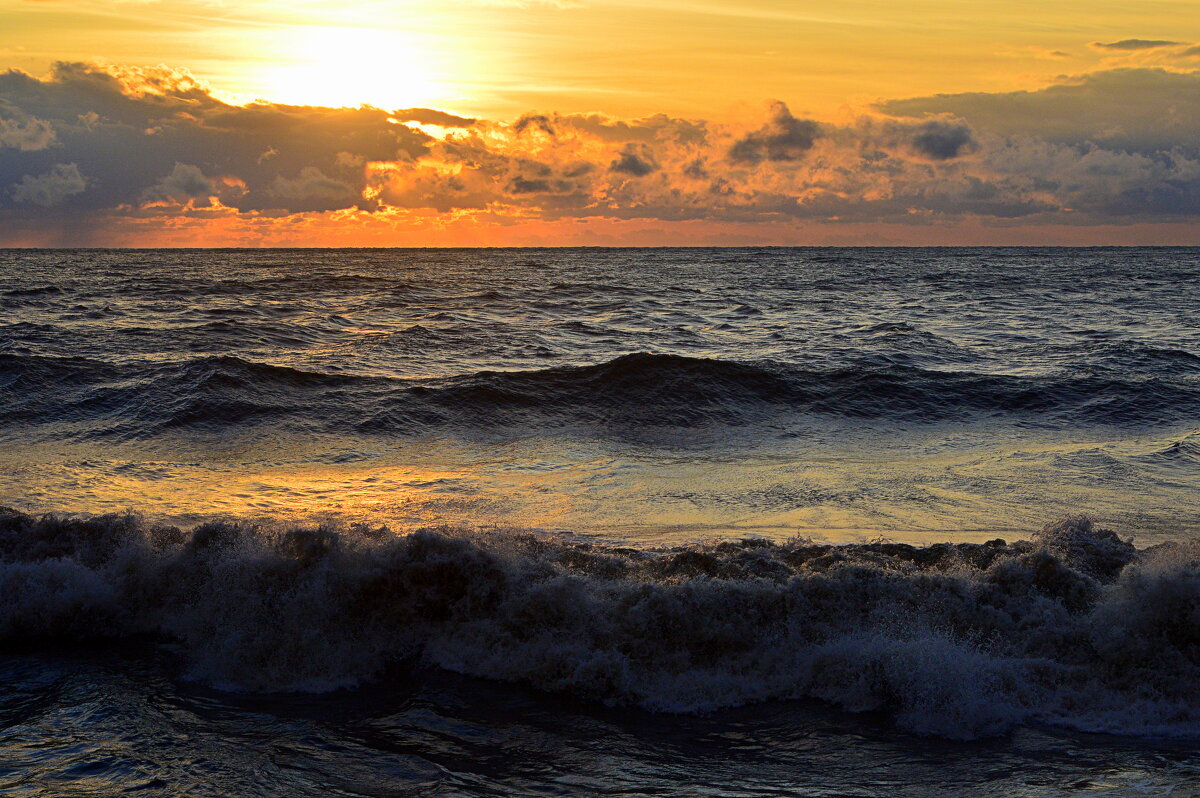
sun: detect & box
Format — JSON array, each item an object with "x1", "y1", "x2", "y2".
[{"x1": 260, "y1": 26, "x2": 447, "y2": 110}]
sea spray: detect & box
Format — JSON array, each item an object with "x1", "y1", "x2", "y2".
[{"x1": 1, "y1": 508, "x2": 1195, "y2": 740}]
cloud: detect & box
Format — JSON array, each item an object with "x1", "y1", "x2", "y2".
[
  {"x1": 0, "y1": 113, "x2": 56, "y2": 150},
  {"x1": 10, "y1": 162, "x2": 86, "y2": 206},
  {"x1": 878, "y1": 68, "x2": 1200, "y2": 154},
  {"x1": 513, "y1": 113, "x2": 557, "y2": 136},
  {"x1": 144, "y1": 162, "x2": 214, "y2": 204},
  {"x1": 0, "y1": 61, "x2": 428, "y2": 219},
  {"x1": 394, "y1": 108, "x2": 477, "y2": 128},
  {"x1": 269, "y1": 166, "x2": 358, "y2": 211},
  {"x1": 3, "y1": 61, "x2": 1200, "y2": 243},
  {"x1": 728, "y1": 101, "x2": 820, "y2": 164},
  {"x1": 849, "y1": 116, "x2": 976, "y2": 162},
  {"x1": 1091, "y1": 39, "x2": 1185, "y2": 50},
  {"x1": 909, "y1": 120, "x2": 976, "y2": 160},
  {"x1": 610, "y1": 143, "x2": 657, "y2": 176}
]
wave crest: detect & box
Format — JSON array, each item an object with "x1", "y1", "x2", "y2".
[
  {"x1": 6, "y1": 351, "x2": 1200, "y2": 439},
  {"x1": 0, "y1": 508, "x2": 1196, "y2": 739}
]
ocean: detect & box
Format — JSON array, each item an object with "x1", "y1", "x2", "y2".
[{"x1": 1, "y1": 247, "x2": 1198, "y2": 795}]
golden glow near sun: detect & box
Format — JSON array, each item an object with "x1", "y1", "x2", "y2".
[
  {"x1": 2, "y1": 0, "x2": 1200, "y2": 245},
  {"x1": 260, "y1": 26, "x2": 447, "y2": 110},
  {"x1": 3, "y1": 0, "x2": 1200, "y2": 119}
]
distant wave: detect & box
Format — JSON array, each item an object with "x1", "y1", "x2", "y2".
[
  {"x1": 0, "y1": 508, "x2": 1196, "y2": 740},
  {"x1": 3, "y1": 351, "x2": 1200, "y2": 438}
]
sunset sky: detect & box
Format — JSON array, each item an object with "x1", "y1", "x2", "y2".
[{"x1": 1, "y1": 0, "x2": 1199, "y2": 245}]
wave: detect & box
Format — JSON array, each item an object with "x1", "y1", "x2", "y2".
[
  {"x1": 2, "y1": 284, "x2": 65, "y2": 298},
  {"x1": 0, "y1": 353, "x2": 376, "y2": 434},
  {"x1": 0, "y1": 508, "x2": 1195, "y2": 740},
  {"x1": 3, "y1": 351, "x2": 1200, "y2": 438},
  {"x1": 211, "y1": 274, "x2": 400, "y2": 293},
  {"x1": 1039, "y1": 341, "x2": 1200, "y2": 377},
  {"x1": 1133, "y1": 433, "x2": 1200, "y2": 469}
]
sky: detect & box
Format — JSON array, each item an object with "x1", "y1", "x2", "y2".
[{"x1": 1, "y1": 0, "x2": 1199, "y2": 245}]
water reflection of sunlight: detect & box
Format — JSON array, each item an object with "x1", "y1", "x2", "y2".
[
  {"x1": 6, "y1": 426, "x2": 1200, "y2": 546},
  {"x1": 159, "y1": 463, "x2": 529, "y2": 528}
]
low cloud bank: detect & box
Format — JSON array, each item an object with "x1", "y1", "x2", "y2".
[{"x1": 2, "y1": 62, "x2": 1200, "y2": 242}]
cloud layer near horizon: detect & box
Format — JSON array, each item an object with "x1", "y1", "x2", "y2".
[{"x1": 2, "y1": 62, "x2": 1200, "y2": 244}]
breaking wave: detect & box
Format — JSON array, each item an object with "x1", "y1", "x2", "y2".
[
  {"x1": 4, "y1": 351, "x2": 1200, "y2": 438},
  {"x1": 2, "y1": 507, "x2": 1196, "y2": 740}
]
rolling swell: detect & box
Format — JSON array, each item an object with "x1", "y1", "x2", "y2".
[
  {"x1": 3, "y1": 351, "x2": 1200, "y2": 437},
  {"x1": 0, "y1": 508, "x2": 1196, "y2": 740}
]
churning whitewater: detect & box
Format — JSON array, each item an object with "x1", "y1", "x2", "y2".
[
  {"x1": 3, "y1": 507, "x2": 1197, "y2": 741},
  {"x1": 2, "y1": 248, "x2": 1200, "y2": 795}
]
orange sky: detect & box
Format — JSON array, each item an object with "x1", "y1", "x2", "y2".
[{"x1": 1, "y1": 1, "x2": 1199, "y2": 244}]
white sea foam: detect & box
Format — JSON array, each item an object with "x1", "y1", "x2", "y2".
[{"x1": 0, "y1": 508, "x2": 1196, "y2": 740}]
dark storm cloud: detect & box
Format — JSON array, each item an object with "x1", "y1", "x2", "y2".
[
  {"x1": 506, "y1": 176, "x2": 581, "y2": 194},
  {"x1": 0, "y1": 62, "x2": 430, "y2": 217},
  {"x1": 1091, "y1": 39, "x2": 1185, "y2": 50},
  {"x1": 909, "y1": 120, "x2": 975, "y2": 160},
  {"x1": 610, "y1": 144, "x2": 658, "y2": 176},
  {"x1": 728, "y1": 101, "x2": 820, "y2": 165},
  {"x1": 850, "y1": 117, "x2": 977, "y2": 162},
  {"x1": 508, "y1": 176, "x2": 554, "y2": 193}
]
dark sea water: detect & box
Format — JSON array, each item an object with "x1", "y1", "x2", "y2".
[{"x1": 1, "y1": 247, "x2": 1198, "y2": 795}]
